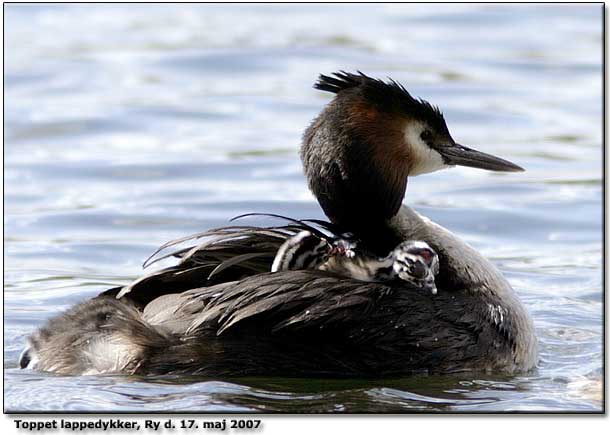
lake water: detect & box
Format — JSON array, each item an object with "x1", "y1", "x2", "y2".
[{"x1": 3, "y1": 4, "x2": 603, "y2": 412}]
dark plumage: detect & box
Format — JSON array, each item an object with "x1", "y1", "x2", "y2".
[
  {"x1": 21, "y1": 212, "x2": 536, "y2": 376},
  {"x1": 111, "y1": 217, "x2": 341, "y2": 305},
  {"x1": 25, "y1": 268, "x2": 522, "y2": 377},
  {"x1": 145, "y1": 269, "x2": 521, "y2": 377},
  {"x1": 314, "y1": 71, "x2": 448, "y2": 136}
]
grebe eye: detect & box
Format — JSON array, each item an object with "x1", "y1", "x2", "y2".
[
  {"x1": 418, "y1": 249, "x2": 433, "y2": 262},
  {"x1": 420, "y1": 130, "x2": 433, "y2": 143}
]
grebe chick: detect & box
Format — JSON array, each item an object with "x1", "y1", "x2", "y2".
[{"x1": 272, "y1": 231, "x2": 439, "y2": 294}]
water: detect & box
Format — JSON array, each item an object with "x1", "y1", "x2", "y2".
[{"x1": 3, "y1": 4, "x2": 603, "y2": 412}]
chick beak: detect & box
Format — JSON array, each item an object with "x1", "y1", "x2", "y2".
[{"x1": 439, "y1": 142, "x2": 524, "y2": 172}]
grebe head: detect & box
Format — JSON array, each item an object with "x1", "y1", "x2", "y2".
[
  {"x1": 391, "y1": 240, "x2": 439, "y2": 295},
  {"x1": 271, "y1": 230, "x2": 358, "y2": 273},
  {"x1": 302, "y1": 71, "x2": 523, "y2": 234},
  {"x1": 271, "y1": 230, "x2": 331, "y2": 272}
]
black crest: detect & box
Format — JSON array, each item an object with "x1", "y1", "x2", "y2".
[{"x1": 315, "y1": 71, "x2": 448, "y2": 134}]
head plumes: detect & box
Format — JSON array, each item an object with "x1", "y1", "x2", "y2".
[
  {"x1": 302, "y1": 71, "x2": 524, "y2": 249},
  {"x1": 314, "y1": 71, "x2": 448, "y2": 135}
]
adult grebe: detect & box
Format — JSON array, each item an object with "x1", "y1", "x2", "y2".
[{"x1": 20, "y1": 72, "x2": 537, "y2": 376}]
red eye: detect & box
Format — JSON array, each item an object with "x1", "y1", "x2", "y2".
[
  {"x1": 417, "y1": 248, "x2": 434, "y2": 264},
  {"x1": 420, "y1": 130, "x2": 433, "y2": 143}
]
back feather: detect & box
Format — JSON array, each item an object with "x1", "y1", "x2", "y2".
[{"x1": 113, "y1": 215, "x2": 349, "y2": 306}]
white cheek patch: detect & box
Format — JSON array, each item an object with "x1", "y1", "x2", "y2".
[
  {"x1": 403, "y1": 122, "x2": 451, "y2": 176},
  {"x1": 19, "y1": 344, "x2": 38, "y2": 370}
]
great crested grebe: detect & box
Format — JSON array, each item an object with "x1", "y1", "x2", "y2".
[
  {"x1": 272, "y1": 230, "x2": 440, "y2": 294},
  {"x1": 19, "y1": 71, "x2": 537, "y2": 377}
]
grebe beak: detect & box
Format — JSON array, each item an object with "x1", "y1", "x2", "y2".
[{"x1": 439, "y1": 142, "x2": 524, "y2": 172}]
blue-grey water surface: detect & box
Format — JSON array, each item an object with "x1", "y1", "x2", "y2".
[{"x1": 3, "y1": 4, "x2": 603, "y2": 412}]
